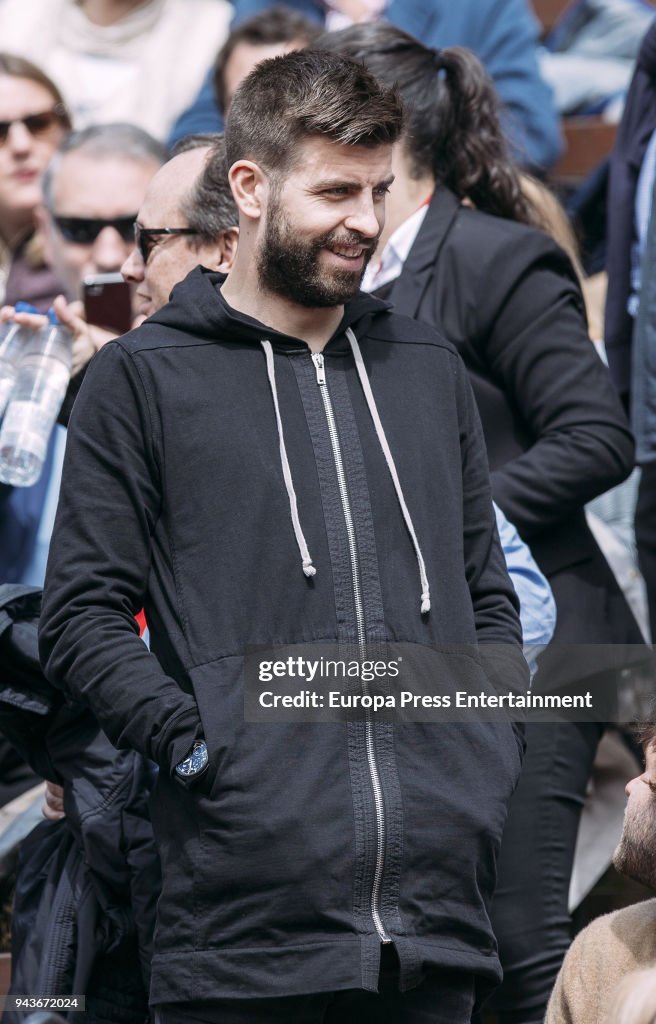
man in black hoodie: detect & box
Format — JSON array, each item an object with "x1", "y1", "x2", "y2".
[{"x1": 39, "y1": 50, "x2": 530, "y2": 1023}]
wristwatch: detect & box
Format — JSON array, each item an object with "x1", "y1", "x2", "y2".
[{"x1": 174, "y1": 739, "x2": 209, "y2": 780}]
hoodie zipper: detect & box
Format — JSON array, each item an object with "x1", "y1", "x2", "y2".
[{"x1": 312, "y1": 350, "x2": 391, "y2": 945}]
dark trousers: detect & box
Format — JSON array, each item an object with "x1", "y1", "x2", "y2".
[
  {"x1": 154, "y1": 946, "x2": 475, "y2": 1024},
  {"x1": 636, "y1": 460, "x2": 656, "y2": 640},
  {"x1": 483, "y1": 721, "x2": 604, "y2": 1024}
]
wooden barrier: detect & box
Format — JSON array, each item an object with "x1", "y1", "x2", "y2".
[{"x1": 550, "y1": 116, "x2": 617, "y2": 186}]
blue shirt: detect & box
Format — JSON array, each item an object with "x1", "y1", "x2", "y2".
[{"x1": 494, "y1": 502, "x2": 556, "y2": 677}]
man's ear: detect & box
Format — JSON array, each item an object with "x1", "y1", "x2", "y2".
[
  {"x1": 215, "y1": 227, "x2": 239, "y2": 272},
  {"x1": 229, "y1": 160, "x2": 267, "y2": 221}
]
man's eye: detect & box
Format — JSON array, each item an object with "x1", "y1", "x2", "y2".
[
  {"x1": 325, "y1": 187, "x2": 349, "y2": 197},
  {"x1": 374, "y1": 185, "x2": 391, "y2": 197}
]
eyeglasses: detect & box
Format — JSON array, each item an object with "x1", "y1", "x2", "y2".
[
  {"x1": 0, "y1": 107, "x2": 68, "y2": 146},
  {"x1": 53, "y1": 215, "x2": 138, "y2": 245},
  {"x1": 134, "y1": 223, "x2": 199, "y2": 264}
]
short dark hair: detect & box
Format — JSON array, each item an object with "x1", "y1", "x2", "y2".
[
  {"x1": 177, "y1": 134, "x2": 238, "y2": 246},
  {"x1": 225, "y1": 48, "x2": 403, "y2": 175},
  {"x1": 316, "y1": 23, "x2": 535, "y2": 225},
  {"x1": 213, "y1": 5, "x2": 321, "y2": 116}
]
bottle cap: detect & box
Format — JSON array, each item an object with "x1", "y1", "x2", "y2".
[
  {"x1": 15, "y1": 302, "x2": 39, "y2": 313},
  {"x1": 47, "y1": 307, "x2": 60, "y2": 325}
]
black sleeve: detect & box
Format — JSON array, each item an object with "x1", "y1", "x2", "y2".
[
  {"x1": 39, "y1": 341, "x2": 202, "y2": 774},
  {"x1": 455, "y1": 354, "x2": 524, "y2": 650},
  {"x1": 454, "y1": 353, "x2": 530, "y2": 724},
  {"x1": 479, "y1": 234, "x2": 634, "y2": 537}
]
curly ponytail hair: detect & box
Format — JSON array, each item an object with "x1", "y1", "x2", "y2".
[
  {"x1": 432, "y1": 47, "x2": 537, "y2": 224},
  {"x1": 316, "y1": 23, "x2": 539, "y2": 227}
]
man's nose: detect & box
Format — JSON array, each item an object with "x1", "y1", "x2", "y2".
[
  {"x1": 625, "y1": 774, "x2": 641, "y2": 797},
  {"x1": 344, "y1": 195, "x2": 382, "y2": 239},
  {"x1": 121, "y1": 246, "x2": 143, "y2": 283},
  {"x1": 92, "y1": 226, "x2": 132, "y2": 273}
]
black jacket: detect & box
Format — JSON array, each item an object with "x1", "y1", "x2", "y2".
[
  {"x1": 0, "y1": 585, "x2": 158, "y2": 1024},
  {"x1": 39, "y1": 274, "x2": 528, "y2": 1006},
  {"x1": 387, "y1": 189, "x2": 642, "y2": 677}
]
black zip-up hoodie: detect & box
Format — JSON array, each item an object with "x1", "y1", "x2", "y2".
[{"x1": 39, "y1": 268, "x2": 528, "y2": 1006}]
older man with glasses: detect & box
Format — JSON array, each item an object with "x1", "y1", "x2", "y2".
[
  {"x1": 122, "y1": 135, "x2": 238, "y2": 319},
  {"x1": 40, "y1": 124, "x2": 165, "y2": 277}
]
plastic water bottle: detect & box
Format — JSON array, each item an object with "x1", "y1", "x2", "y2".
[
  {"x1": 0, "y1": 302, "x2": 37, "y2": 420},
  {"x1": 0, "y1": 309, "x2": 72, "y2": 487}
]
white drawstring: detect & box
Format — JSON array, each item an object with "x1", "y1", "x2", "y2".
[
  {"x1": 346, "y1": 327, "x2": 431, "y2": 614},
  {"x1": 261, "y1": 340, "x2": 316, "y2": 579},
  {"x1": 260, "y1": 332, "x2": 430, "y2": 615}
]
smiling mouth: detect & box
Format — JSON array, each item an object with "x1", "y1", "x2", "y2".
[{"x1": 327, "y1": 244, "x2": 369, "y2": 261}]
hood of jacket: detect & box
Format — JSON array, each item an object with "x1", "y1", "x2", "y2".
[{"x1": 148, "y1": 265, "x2": 392, "y2": 349}]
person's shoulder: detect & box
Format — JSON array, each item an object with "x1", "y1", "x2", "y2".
[
  {"x1": 454, "y1": 204, "x2": 560, "y2": 256},
  {"x1": 111, "y1": 320, "x2": 215, "y2": 359},
  {"x1": 545, "y1": 904, "x2": 636, "y2": 1024},
  {"x1": 609, "y1": 898, "x2": 656, "y2": 945},
  {"x1": 449, "y1": 205, "x2": 580, "y2": 288},
  {"x1": 568, "y1": 899, "x2": 656, "y2": 966},
  {"x1": 365, "y1": 310, "x2": 459, "y2": 357}
]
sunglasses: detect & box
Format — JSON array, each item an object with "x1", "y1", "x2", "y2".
[
  {"x1": 53, "y1": 215, "x2": 137, "y2": 245},
  {"x1": 0, "y1": 107, "x2": 68, "y2": 145},
  {"x1": 134, "y1": 223, "x2": 199, "y2": 264}
]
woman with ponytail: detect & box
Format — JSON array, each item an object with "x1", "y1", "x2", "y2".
[
  {"x1": 318, "y1": 23, "x2": 647, "y2": 1024},
  {"x1": 408, "y1": 43, "x2": 539, "y2": 226}
]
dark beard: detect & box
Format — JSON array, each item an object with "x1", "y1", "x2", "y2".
[
  {"x1": 257, "y1": 194, "x2": 378, "y2": 308},
  {"x1": 613, "y1": 803, "x2": 656, "y2": 889}
]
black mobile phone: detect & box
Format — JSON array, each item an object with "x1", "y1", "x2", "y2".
[{"x1": 83, "y1": 272, "x2": 133, "y2": 335}]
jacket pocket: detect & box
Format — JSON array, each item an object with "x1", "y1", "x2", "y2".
[{"x1": 179, "y1": 656, "x2": 358, "y2": 950}]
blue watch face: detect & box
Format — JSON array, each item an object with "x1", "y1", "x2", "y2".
[{"x1": 175, "y1": 740, "x2": 208, "y2": 777}]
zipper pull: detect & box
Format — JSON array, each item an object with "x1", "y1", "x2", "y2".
[{"x1": 312, "y1": 352, "x2": 325, "y2": 385}]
